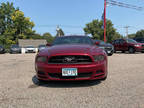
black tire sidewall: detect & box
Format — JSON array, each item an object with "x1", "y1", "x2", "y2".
[{"x1": 129, "y1": 47, "x2": 135, "y2": 53}]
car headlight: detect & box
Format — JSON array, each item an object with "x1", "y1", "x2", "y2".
[
  {"x1": 36, "y1": 56, "x2": 47, "y2": 63},
  {"x1": 134, "y1": 44, "x2": 140, "y2": 47},
  {"x1": 112, "y1": 45, "x2": 114, "y2": 49},
  {"x1": 93, "y1": 55, "x2": 105, "y2": 62}
]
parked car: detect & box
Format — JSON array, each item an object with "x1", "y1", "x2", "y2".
[
  {"x1": 25, "y1": 46, "x2": 36, "y2": 53},
  {"x1": 112, "y1": 38, "x2": 144, "y2": 53},
  {"x1": 38, "y1": 44, "x2": 46, "y2": 52},
  {"x1": 10, "y1": 45, "x2": 21, "y2": 54},
  {"x1": 93, "y1": 40, "x2": 114, "y2": 56},
  {"x1": 35, "y1": 35, "x2": 108, "y2": 82},
  {"x1": 133, "y1": 37, "x2": 144, "y2": 43},
  {"x1": 0, "y1": 45, "x2": 5, "y2": 54}
]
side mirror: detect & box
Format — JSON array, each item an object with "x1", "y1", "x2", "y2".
[
  {"x1": 46, "y1": 43, "x2": 51, "y2": 46},
  {"x1": 95, "y1": 41, "x2": 100, "y2": 45}
]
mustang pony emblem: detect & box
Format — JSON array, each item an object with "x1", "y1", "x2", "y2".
[{"x1": 63, "y1": 57, "x2": 75, "y2": 63}]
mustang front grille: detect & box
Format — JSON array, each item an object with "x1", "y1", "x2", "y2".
[
  {"x1": 48, "y1": 55, "x2": 92, "y2": 64},
  {"x1": 105, "y1": 47, "x2": 112, "y2": 50}
]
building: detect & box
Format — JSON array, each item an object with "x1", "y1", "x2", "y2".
[
  {"x1": 18, "y1": 39, "x2": 47, "y2": 48},
  {"x1": 18, "y1": 39, "x2": 47, "y2": 53}
]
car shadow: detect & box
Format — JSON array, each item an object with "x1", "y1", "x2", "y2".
[
  {"x1": 114, "y1": 51, "x2": 143, "y2": 54},
  {"x1": 31, "y1": 75, "x2": 102, "y2": 88}
]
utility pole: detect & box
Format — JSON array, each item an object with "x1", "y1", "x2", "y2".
[
  {"x1": 124, "y1": 26, "x2": 130, "y2": 38},
  {"x1": 104, "y1": 0, "x2": 107, "y2": 42}
]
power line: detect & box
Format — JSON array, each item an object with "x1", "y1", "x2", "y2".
[
  {"x1": 36, "y1": 25, "x2": 83, "y2": 28},
  {"x1": 107, "y1": 0, "x2": 144, "y2": 11}
]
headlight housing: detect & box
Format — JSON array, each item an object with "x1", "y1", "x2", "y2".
[
  {"x1": 93, "y1": 55, "x2": 105, "y2": 62},
  {"x1": 134, "y1": 44, "x2": 140, "y2": 47},
  {"x1": 112, "y1": 45, "x2": 114, "y2": 50},
  {"x1": 36, "y1": 56, "x2": 47, "y2": 63}
]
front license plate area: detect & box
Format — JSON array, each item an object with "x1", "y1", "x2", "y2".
[
  {"x1": 107, "y1": 51, "x2": 111, "y2": 53},
  {"x1": 62, "y1": 68, "x2": 78, "y2": 76}
]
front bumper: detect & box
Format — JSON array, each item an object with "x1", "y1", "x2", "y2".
[
  {"x1": 35, "y1": 62, "x2": 107, "y2": 81},
  {"x1": 10, "y1": 50, "x2": 21, "y2": 53},
  {"x1": 135, "y1": 46, "x2": 144, "y2": 52},
  {"x1": 0, "y1": 50, "x2": 5, "y2": 54},
  {"x1": 105, "y1": 49, "x2": 114, "y2": 54},
  {"x1": 99, "y1": 47, "x2": 114, "y2": 55},
  {"x1": 25, "y1": 50, "x2": 36, "y2": 53}
]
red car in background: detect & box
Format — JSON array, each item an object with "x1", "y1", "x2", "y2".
[
  {"x1": 35, "y1": 35, "x2": 108, "y2": 82},
  {"x1": 112, "y1": 38, "x2": 144, "y2": 53}
]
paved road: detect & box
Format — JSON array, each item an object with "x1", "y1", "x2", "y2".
[{"x1": 0, "y1": 53, "x2": 144, "y2": 108}]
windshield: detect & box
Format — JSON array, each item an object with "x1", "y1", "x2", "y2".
[
  {"x1": 39, "y1": 45, "x2": 46, "y2": 48},
  {"x1": 126, "y1": 39, "x2": 137, "y2": 43},
  {"x1": 0, "y1": 45, "x2": 3, "y2": 48},
  {"x1": 11, "y1": 45, "x2": 19, "y2": 48},
  {"x1": 52, "y1": 36, "x2": 93, "y2": 46},
  {"x1": 136, "y1": 38, "x2": 144, "y2": 43},
  {"x1": 140, "y1": 39, "x2": 144, "y2": 43},
  {"x1": 100, "y1": 41, "x2": 105, "y2": 45},
  {"x1": 26, "y1": 46, "x2": 34, "y2": 48},
  {"x1": 94, "y1": 40, "x2": 105, "y2": 45}
]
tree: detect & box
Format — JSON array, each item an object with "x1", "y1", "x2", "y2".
[
  {"x1": 43, "y1": 32, "x2": 55, "y2": 43},
  {"x1": 0, "y1": 2, "x2": 35, "y2": 46},
  {"x1": 12, "y1": 10, "x2": 35, "y2": 41},
  {"x1": 0, "y1": 35, "x2": 16, "y2": 48},
  {"x1": 0, "y1": 2, "x2": 15, "y2": 35},
  {"x1": 56, "y1": 28, "x2": 65, "y2": 36},
  {"x1": 135, "y1": 30, "x2": 144, "y2": 38},
  {"x1": 128, "y1": 33, "x2": 136, "y2": 38},
  {"x1": 127, "y1": 30, "x2": 144, "y2": 39},
  {"x1": 29, "y1": 33, "x2": 43, "y2": 39},
  {"x1": 84, "y1": 19, "x2": 122, "y2": 42}
]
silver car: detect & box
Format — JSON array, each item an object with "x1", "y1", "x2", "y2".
[{"x1": 25, "y1": 46, "x2": 36, "y2": 53}]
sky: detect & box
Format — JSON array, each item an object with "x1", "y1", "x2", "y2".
[{"x1": 1, "y1": 0, "x2": 144, "y2": 37}]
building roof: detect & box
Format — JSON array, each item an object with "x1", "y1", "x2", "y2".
[{"x1": 18, "y1": 39, "x2": 47, "y2": 48}]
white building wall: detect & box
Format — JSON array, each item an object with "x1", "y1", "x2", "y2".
[{"x1": 21, "y1": 48, "x2": 25, "y2": 54}]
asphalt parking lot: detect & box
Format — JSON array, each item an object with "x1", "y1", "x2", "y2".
[{"x1": 0, "y1": 53, "x2": 144, "y2": 108}]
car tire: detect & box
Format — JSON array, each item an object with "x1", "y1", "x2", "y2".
[
  {"x1": 141, "y1": 51, "x2": 144, "y2": 53},
  {"x1": 128, "y1": 47, "x2": 135, "y2": 53},
  {"x1": 38, "y1": 79, "x2": 46, "y2": 83},
  {"x1": 114, "y1": 49, "x2": 116, "y2": 53},
  {"x1": 1, "y1": 51, "x2": 5, "y2": 54},
  {"x1": 100, "y1": 75, "x2": 107, "y2": 81},
  {"x1": 108, "y1": 53, "x2": 113, "y2": 56},
  {"x1": 122, "y1": 51, "x2": 125, "y2": 53}
]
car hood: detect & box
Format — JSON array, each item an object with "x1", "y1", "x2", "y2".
[
  {"x1": 25, "y1": 48, "x2": 35, "y2": 50},
  {"x1": 11, "y1": 47, "x2": 20, "y2": 50},
  {"x1": 128, "y1": 42, "x2": 143, "y2": 46},
  {"x1": 99, "y1": 43, "x2": 113, "y2": 47},
  {"x1": 137, "y1": 43, "x2": 144, "y2": 45},
  {"x1": 39, "y1": 44, "x2": 104, "y2": 56}
]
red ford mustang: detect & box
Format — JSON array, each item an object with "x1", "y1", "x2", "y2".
[{"x1": 35, "y1": 36, "x2": 108, "y2": 81}]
